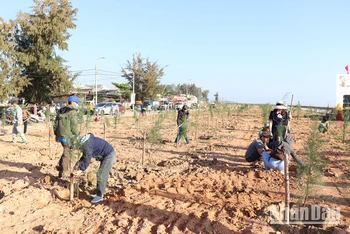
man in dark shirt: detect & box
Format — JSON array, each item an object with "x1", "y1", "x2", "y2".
[
  {"x1": 175, "y1": 105, "x2": 190, "y2": 144},
  {"x1": 74, "y1": 133, "x2": 116, "y2": 203},
  {"x1": 245, "y1": 131, "x2": 271, "y2": 167}
]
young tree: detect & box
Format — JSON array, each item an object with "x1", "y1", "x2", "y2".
[
  {"x1": 121, "y1": 53, "x2": 166, "y2": 100},
  {"x1": 202, "y1": 90, "x2": 209, "y2": 101}
]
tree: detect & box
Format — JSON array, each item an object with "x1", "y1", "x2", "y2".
[
  {"x1": 12, "y1": 0, "x2": 78, "y2": 103},
  {"x1": 121, "y1": 53, "x2": 166, "y2": 100},
  {"x1": 111, "y1": 82, "x2": 130, "y2": 100},
  {"x1": 202, "y1": 90, "x2": 209, "y2": 101},
  {"x1": 0, "y1": 18, "x2": 31, "y2": 99}
]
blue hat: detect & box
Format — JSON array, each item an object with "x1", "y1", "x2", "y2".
[{"x1": 68, "y1": 95, "x2": 80, "y2": 103}]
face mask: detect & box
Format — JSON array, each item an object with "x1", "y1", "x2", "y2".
[{"x1": 74, "y1": 103, "x2": 79, "y2": 109}]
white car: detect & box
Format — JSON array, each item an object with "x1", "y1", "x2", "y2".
[
  {"x1": 94, "y1": 102, "x2": 113, "y2": 115},
  {"x1": 94, "y1": 102, "x2": 122, "y2": 115}
]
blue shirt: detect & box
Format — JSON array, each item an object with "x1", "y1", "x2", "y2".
[{"x1": 77, "y1": 133, "x2": 115, "y2": 171}]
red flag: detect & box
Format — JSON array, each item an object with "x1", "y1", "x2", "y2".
[{"x1": 346, "y1": 64, "x2": 349, "y2": 74}]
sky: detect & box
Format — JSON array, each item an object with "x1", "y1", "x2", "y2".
[{"x1": 2, "y1": 0, "x2": 350, "y2": 105}]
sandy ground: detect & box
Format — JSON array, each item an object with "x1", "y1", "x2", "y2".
[{"x1": 0, "y1": 105, "x2": 349, "y2": 234}]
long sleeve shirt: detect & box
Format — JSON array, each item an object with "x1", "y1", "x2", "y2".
[
  {"x1": 77, "y1": 133, "x2": 115, "y2": 171},
  {"x1": 12, "y1": 106, "x2": 23, "y2": 124}
]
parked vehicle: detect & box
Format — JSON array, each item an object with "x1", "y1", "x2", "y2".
[
  {"x1": 111, "y1": 103, "x2": 123, "y2": 115},
  {"x1": 94, "y1": 102, "x2": 113, "y2": 115},
  {"x1": 142, "y1": 100, "x2": 153, "y2": 110}
]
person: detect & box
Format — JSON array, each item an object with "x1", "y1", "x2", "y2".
[
  {"x1": 263, "y1": 136, "x2": 305, "y2": 174},
  {"x1": 175, "y1": 105, "x2": 190, "y2": 144},
  {"x1": 141, "y1": 107, "x2": 146, "y2": 117},
  {"x1": 318, "y1": 116, "x2": 330, "y2": 133},
  {"x1": 10, "y1": 99, "x2": 27, "y2": 144},
  {"x1": 245, "y1": 131, "x2": 271, "y2": 167},
  {"x1": 73, "y1": 133, "x2": 116, "y2": 203},
  {"x1": 54, "y1": 95, "x2": 80, "y2": 178},
  {"x1": 269, "y1": 101, "x2": 290, "y2": 141},
  {"x1": 146, "y1": 104, "x2": 151, "y2": 113},
  {"x1": 55, "y1": 103, "x2": 61, "y2": 112},
  {"x1": 88, "y1": 102, "x2": 94, "y2": 115},
  {"x1": 33, "y1": 103, "x2": 38, "y2": 115},
  {"x1": 258, "y1": 123, "x2": 270, "y2": 137}
]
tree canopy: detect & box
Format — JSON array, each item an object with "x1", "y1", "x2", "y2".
[
  {"x1": 0, "y1": 0, "x2": 78, "y2": 103},
  {"x1": 121, "y1": 53, "x2": 166, "y2": 101}
]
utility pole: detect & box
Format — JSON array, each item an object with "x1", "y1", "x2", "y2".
[{"x1": 95, "y1": 57, "x2": 105, "y2": 105}]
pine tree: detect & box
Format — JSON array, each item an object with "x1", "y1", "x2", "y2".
[
  {"x1": 13, "y1": 0, "x2": 78, "y2": 103},
  {"x1": 121, "y1": 53, "x2": 166, "y2": 100}
]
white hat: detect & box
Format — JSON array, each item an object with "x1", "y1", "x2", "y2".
[{"x1": 273, "y1": 101, "x2": 287, "y2": 109}]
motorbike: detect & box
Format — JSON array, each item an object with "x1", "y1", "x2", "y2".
[{"x1": 29, "y1": 110, "x2": 46, "y2": 123}]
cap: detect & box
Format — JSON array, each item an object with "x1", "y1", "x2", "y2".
[
  {"x1": 263, "y1": 123, "x2": 270, "y2": 128},
  {"x1": 78, "y1": 133, "x2": 91, "y2": 145},
  {"x1": 261, "y1": 131, "x2": 271, "y2": 138},
  {"x1": 10, "y1": 98, "x2": 18, "y2": 104},
  {"x1": 68, "y1": 95, "x2": 80, "y2": 103}
]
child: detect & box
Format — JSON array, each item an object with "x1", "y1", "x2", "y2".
[{"x1": 318, "y1": 116, "x2": 329, "y2": 133}]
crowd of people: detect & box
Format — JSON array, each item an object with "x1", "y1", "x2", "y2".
[
  {"x1": 245, "y1": 100, "x2": 330, "y2": 175},
  {"x1": 4, "y1": 96, "x2": 333, "y2": 203}
]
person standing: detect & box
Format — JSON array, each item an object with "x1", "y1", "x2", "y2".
[
  {"x1": 11, "y1": 99, "x2": 27, "y2": 144},
  {"x1": 269, "y1": 101, "x2": 290, "y2": 141},
  {"x1": 54, "y1": 95, "x2": 80, "y2": 178},
  {"x1": 73, "y1": 133, "x2": 116, "y2": 203},
  {"x1": 175, "y1": 105, "x2": 190, "y2": 144}
]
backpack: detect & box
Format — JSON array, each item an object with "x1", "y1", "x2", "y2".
[
  {"x1": 22, "y1": 109, "x2": 31, "y2": 121},
  {"x1": 270, "y1": 143, "x2": 285, "y2": 161}
]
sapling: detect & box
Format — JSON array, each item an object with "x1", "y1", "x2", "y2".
[
  {"x1": 297, "y1": 122, "x2": 328, "y2": 206},
  {"x1": 295, "y1": 101, "x2": 302, "y2": 120},
  {"x1": 259, "y1": 103, "x2": 271, "y2": 124},
  {"x1": 143, "y1": 113, "x2": 166, "y2": 164}
]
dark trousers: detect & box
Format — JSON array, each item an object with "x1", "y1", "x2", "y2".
[
  {"x1": 96, "y1": 151, "x2": 116, "y2": 197},
  {"x1": 58, "y1": 142, "x2": 71, "y2": 177}
]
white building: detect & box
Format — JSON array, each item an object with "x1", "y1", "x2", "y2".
[{"x1": 336, "y1": 74, "x2": 350, "y2": 108}]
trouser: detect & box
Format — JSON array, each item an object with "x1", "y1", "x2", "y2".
[
  {"x1": 96, "y1": 151, "x2": 116, "y2": 197},
  {"x1": 23, "y1": 121, "x2": 28, "y2": 134},
  {"x1": 262, "y1": 151, "x2": 284, "y2": 171},
  {"x1": 57, "y1": 142, "x2": 72, "y2": 177},
  {"x1": 175, "y1": 125, "x2": 189, "y2": 143},
  {"x1": 12, "y1": 123, "x2": 26, "y2": 142}
]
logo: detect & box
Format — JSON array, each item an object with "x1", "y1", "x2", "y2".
[{"x1": 269, "y1": 205, "x2": 341, "y2": 225}]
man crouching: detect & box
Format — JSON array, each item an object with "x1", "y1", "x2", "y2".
[{"x1": 244, "y1": 131, "x2": 271, "y2": 168}]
